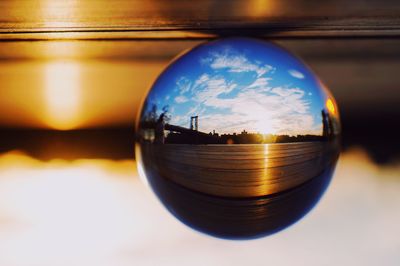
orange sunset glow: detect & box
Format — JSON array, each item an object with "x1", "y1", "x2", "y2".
[
  {"x1": 0, "y1": 59, "x2": 164, "y2": 129},
  {"x1": 326, "y1": 98, "x2": 336, "y2": 116},
  {"x1": 44, "y1": 62, "x2": 82, "y2": 130},
  {"x1": 0, "y1": 0, "x2": 399, "y2": 265}
]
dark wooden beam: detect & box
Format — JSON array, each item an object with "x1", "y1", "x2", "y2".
[{"x1": 1, "y1": 0, "x2": 400, "y2": 39}]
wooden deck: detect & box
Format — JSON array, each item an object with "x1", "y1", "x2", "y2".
[{"x1": 141, "y1": 142, "x2": 339, "y2": 198}]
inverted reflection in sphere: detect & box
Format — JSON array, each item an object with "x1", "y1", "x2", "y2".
[{"x1": 136, "y1": 38, "x2": 340, "y2": 239}]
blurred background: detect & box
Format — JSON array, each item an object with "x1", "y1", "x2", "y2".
[{"x1": 0, "y1": 1, "x2": 399, "y2": 265}]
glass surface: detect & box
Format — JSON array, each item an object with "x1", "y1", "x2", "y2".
[{"x1": 136, "y1": 37, "x2": 340, "y2": 239}]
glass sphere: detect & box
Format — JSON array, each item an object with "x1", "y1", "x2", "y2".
[{"x1": 136, "y1": 38, "x2": 340, "y2": 239}]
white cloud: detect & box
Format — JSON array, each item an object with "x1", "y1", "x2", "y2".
[
  {"x1": 169, "y1": 51, "x2": 318, "y2": 136},
  {"x1": 169, "y1": 114, "x2": 187, "y2": 127},
  {"x1": 193, "y1": 75, "x2": 237, "y2": 103},
  {"x1": 246, "y1": 77, "x2": 271, "y2": 90},
  {"x1": 289, "y1": 69, "x2": 305, "y2": 79},
  {"x1": 185, "y1": 74, "x2": 316, "y2": 135},
  {"x1": 206, "y1": 50, "x2": 273, "y2": 77},
  {"x1": 174, "y1": 96, "x2": 188, "y2": 103},
  {"x1": 193, "y1": 74, "x2": 209, "y2": 88},
  {"x1": 176, "y1": 77, "x2": 191, "y2": 95}
]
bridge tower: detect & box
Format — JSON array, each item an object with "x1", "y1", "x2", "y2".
[{"x1": 190, "y1": 116, "x2": 198, "y2": 131}]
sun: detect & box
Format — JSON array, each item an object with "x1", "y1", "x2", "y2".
[
  {"x1": 255, "y1": 118, "x2": 273, "y2": 134},
  {"x1": 44, "y1": 62, "x2": 82, "y2": 130},
  {"x1": 326, "y1": 98, "x2": 336, "y2": 115}
]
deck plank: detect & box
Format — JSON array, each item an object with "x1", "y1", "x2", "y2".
[{"x1": 142, "y1": 142, "x2": 338, "y2": 197}]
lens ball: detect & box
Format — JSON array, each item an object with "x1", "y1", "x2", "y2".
[{"x1": 136, "y1": 38, "x2": 340, "y2": 239}]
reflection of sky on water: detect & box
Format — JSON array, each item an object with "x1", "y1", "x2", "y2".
[
  {"x1": 145, "y1": 38, "x2": 329, "y2": 135},
  {"x1": 0, "y1": 150, "x2": 398, "y2": 265}
]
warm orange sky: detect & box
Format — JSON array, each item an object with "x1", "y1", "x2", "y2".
[
  {"x1": 0, "y1": 60, "x2": 164, "y2": 130},
  {"x1": 0, "y1": 39, "x2": 396, "y2": 130}
]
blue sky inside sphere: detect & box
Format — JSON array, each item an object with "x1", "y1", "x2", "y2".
[{"x1": 143, "y1": 38, "x2": 330, "y2": 136}]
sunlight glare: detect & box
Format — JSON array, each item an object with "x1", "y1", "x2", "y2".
[
  {"x1": 40, "y1": 0, "x2": 79, "y2": 28},
  {"x1": 326, "y1": 98, "x2": 336, "y2": 115},
  {"x1": 44, "y1": 62, "x2": 82, "y2": 130},
  {"x1": 255, "y1": 119, "x2": 273, "y2": 134},
  {"x1": 0, "y1": 152, "x2": 153, "y2": 265},
  {"x1": 260, "y1": 144, "x2": 272, "y2": 195},
  {"x1": 247, "y1": 0, "x2": 274, "y2": 17}
]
